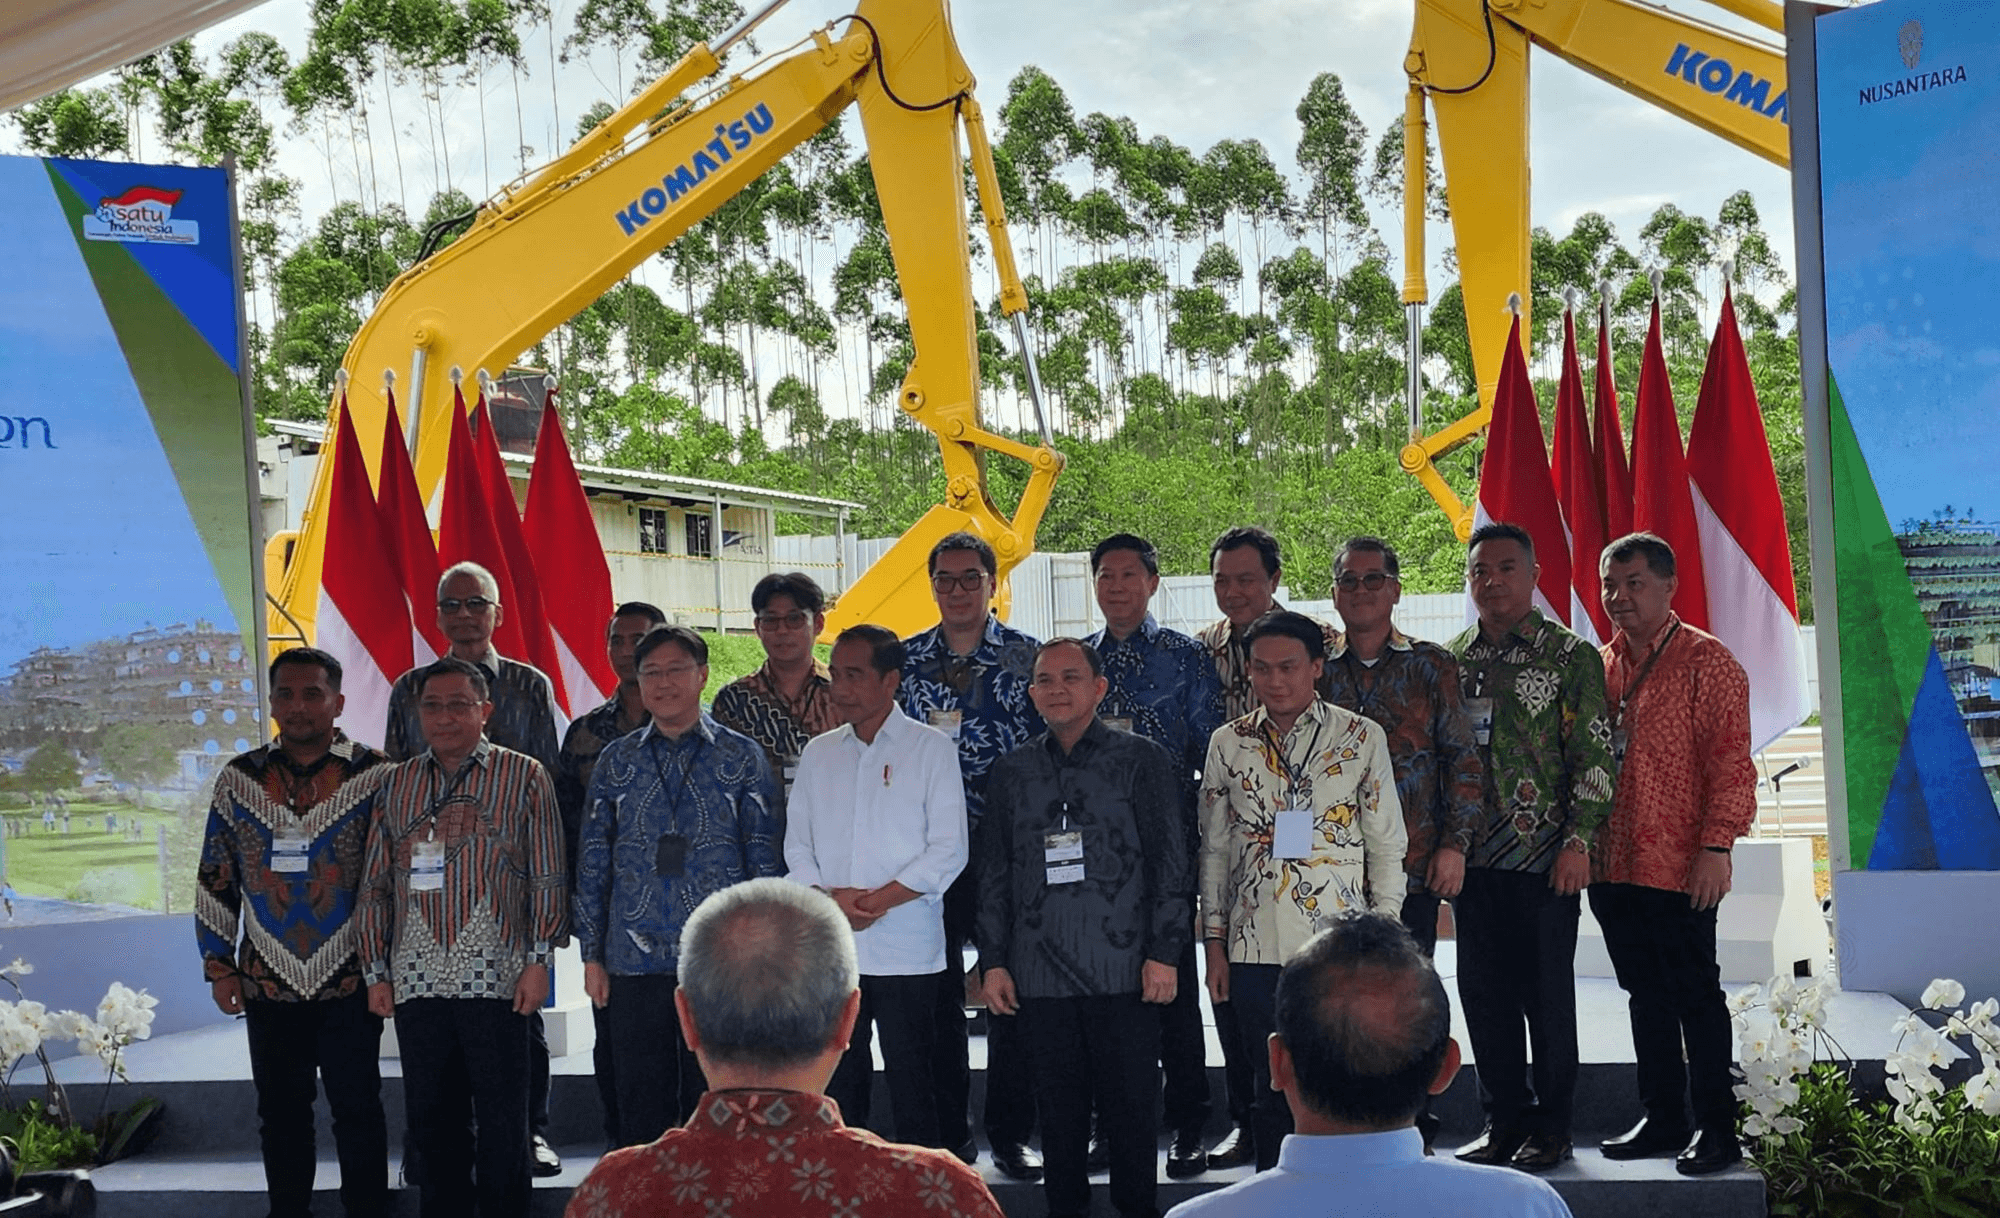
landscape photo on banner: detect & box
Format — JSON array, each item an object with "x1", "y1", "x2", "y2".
[
  {"x1": 0, "y1": 154, "x2": 261, "y2": 917},
  {"x1": 1814, "y1": 1, "x2": 2000, "y2": 872}
]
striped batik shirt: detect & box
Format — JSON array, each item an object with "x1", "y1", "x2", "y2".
[{"x1": 358, "y1": 739, "x2": 568, "y2": 1002}]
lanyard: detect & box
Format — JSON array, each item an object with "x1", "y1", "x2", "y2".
[
  {"x1": 1264, "y1": 714, "x2": 1326, "y2": 806},
  {"x1": 1614, "y1": 621, "x2": 1683, "y2": 729},
  {"x1": 647, "y1": 730, "x2": 704, "y2": 833},
  {"x1": 271, "y1": 752, "x2": 324, "y2": 815},
  {"x1": 1342, "y1": 649, "x2": 1386, "y2": 718},
  {"x1": 420, "y1": 756, "x2": 481, "y2": 842}
]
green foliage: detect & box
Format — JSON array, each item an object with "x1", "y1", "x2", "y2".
[
  {"x1": 1754, "y1": 1063, "x2": 2000, "y2": 1218},
  {"x1": 0, "y1": 1105, "x2": 100, "y2": 1172},
  {"x1": 21, "y1": 745, "x2": 77, "y2": 796},
  {"x1": 10, "y1": 88, "x2": 128, "y2": 158},
  {"x1": 97, "y1": 725, "x2": 178, "y2": 794}
]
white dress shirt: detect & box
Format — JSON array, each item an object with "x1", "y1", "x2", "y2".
[{"x1": 786, "y1": 706, "x2": 968, "y2": 976}]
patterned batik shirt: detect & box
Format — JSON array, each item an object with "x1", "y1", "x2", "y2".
[
  {"x1": 1323, "y1": 629, "x2": 1485, "y2": 887},
  {"x1": 1197, "y1": 605, "x2": 1343, "y2": 721},
  {"x1": 358, "y1": 740, "x2": 568, "y2": 1002},
  {"x1": 561, "y1": 1089, "x2": 1005, "y2": 1218},
  {"x1": 384, "y1": 647, "x2": 561, "y2": 775},
  {"x1": 196, "y1": 734, "x2": 391, "y2": 1002},
  {"x1": 1447, "y1": 608, "x2": 1617, "y2": 875},
  {"x1": 1086, "y1": 615, "x2": 1224, "y2": 839},
  {"x1": 1199, "y1": 700, "x2": 1407, "y2": 967},
  {"x1": 976, "y1": 720, "x2": 1191, "y2": 999},
  {"x1": 710, "y1": 660, "x2": 840, "y2": 801},
  {"x1": 553, "y1": 695, "x2": 648, "y2": 885},
  {"x1": 1596, "y1": 615, "x2": 1758, "y2": 893},
  {"x1": 573, "y1": 714, "x2": 783, "y2": 976},
  {"x1": 900, "y1": 616, "x2": 1043, "y2": 825}
]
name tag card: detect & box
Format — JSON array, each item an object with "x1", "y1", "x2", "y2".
[
  {"x1": 656, "y1": 833, "x2": 689, "y2": 878},
  {"x1": 270, "y1": 827, "x2": 310, "y2": 874},
  {"x1": 1045, "y1": 830, "x2": 1085, "y2": 885},
  {"x1": 1103, "y1": 717, "x2": 1134, "y2": 734},
  {"x1": 1273, "y1": 808, "x2": 1314, "y2": 860},
  {"x1": 1611, "y1": 726, "x2": 1629, "y2": 771},
  {"x1": 929, "y1": 709, "x2": 963, "y2": 740},
  {"x1": 410, "y1": 840, "x2": 445, "y2": 891},
  {"x1": 1464, "y1": 697, "x2": 1494, "y2": 747}
]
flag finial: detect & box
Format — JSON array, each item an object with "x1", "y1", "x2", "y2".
[
  {"x1": 544, "y1": 374, "x2": 558, "y2": 396},
  {"x1": 1562, "y1": 286, "x2": 1578, "y2": 312},
  {"x1": 1648, "y1": 267, "x2": 1664, "y2": 298},
  {"x1": 1599, "y1": 279, "x2": 1614, "y2": 309},
  {"x1": 1505, "y1": 291, "x2": 1522, "y2": 317},
  {"x1": 335, "y1": 367, "x2": 349, "y2": 391},
  {"x1": 1721, "y1": 258, "x2": 1737, "y2": 287},
  {"x1": 448, "y1": 365, "x2": 463, "y2": 386},
  {"x1": 476, "y1": 368, "x2": 493, "y2": 391},
  {"x1": 382, "y1": 368, "x2": 395, "y2": 391}
]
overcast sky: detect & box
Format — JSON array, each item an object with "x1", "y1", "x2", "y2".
[{"x1": 123, "y1": 0, "x2": 1799, "y2": 289}]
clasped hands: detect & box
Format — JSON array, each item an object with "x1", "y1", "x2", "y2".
[{"x1": 828, "y1": 881, "x2": 919, "y2": 932}]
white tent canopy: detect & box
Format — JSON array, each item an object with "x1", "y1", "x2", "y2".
[{"x1": 2, "y1": 0, "x2": 271, "y2": 113}]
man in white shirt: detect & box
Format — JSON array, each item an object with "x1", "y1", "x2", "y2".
[
  {"x1": 786, "y1": 623, "x2": 969, "y2": 1149},
  {"x1": 1168, "y1": 913, "x2": 1572, "y2": 1218}
]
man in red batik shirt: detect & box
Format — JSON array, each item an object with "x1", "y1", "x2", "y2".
[
  {"x1": 1590, "y1": 533, "x2": 1757, "y2": 1178},
  {"x1": 563, "y1": 878, "x2": 1004, "y2": 1218}
]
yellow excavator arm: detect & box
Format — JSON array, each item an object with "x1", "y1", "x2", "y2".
[
  {"x1": 268, "y1": 0, "x2": 1062, "y2": 648},
  {"x1": 1398, "y1": 0, "x2": 1789, "y2": 538}
]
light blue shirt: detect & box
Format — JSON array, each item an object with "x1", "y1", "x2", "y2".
[{"x1": 1165, "y1": 1127, "x2": 1572, "y2": 1218}]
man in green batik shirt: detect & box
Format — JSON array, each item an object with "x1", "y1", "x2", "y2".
[{"x1": 1445, "y1": 523, "x2": 1615, "y2": 1176}]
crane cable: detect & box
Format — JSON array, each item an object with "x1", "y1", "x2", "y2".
[{"x1": 1427, "y1": 0, "x2": 1499, "y2": 95}]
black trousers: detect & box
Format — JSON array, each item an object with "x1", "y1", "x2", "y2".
[
  {"x1": 394, "y1": 997, "x2": 531, "y2": 1218},
  {"x1": 1213, "y1": 999, "x2": 1252, "y2": 1124},
  {"x1": 243, "y1": 992, "x2": 387, "y2": 1218},
  {"x1": 528, "y1": 1010, "x2": 550, "y2": 1138},
  {"x1": 1023, "y1": 994, "x2": 1162, "y2": 1218},
  {"x1": 1455, "y1": 866, "x2": 1582, "y2": 1135},
  {"x1": 941, "y1": 865, "x2": 1035, "y2": 1149},
  {"x1": 1591, "y1": 881, "x2": 1737, "y2": 1132},
  {"x1": 1226, "y1": 963, "x2": 1288, "y2": 1171},
  {"x1": 829, "y1": 971, "x2": 945, "y2": 1147},
  {"x1": 591, "y1": 1001, "x2": 618, "y2": 1146},
  {"x1": 1402, "y1": 890, "x2": 1442, "y2": 957},
  {"x1": 606, "y1": 972, "x2": 706, "y2": 1147},
  {"x1": 1160, "y1": 936, "x2": 1211, "y2": 1137}
]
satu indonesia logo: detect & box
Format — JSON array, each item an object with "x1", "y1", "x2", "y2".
[{"x1": 82, "y1": 186, "x2": 200, "y2": 246}]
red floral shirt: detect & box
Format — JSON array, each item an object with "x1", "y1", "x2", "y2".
[
  {"x1": 1594, "y1": 616, "x2": 1759, "y2": 892},
  {"x1": 563, "y1": 1089, "x2": 1004, "y2": 1218}
]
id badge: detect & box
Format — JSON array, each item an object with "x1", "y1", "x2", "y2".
[
  {"x1": 1044, "y1": 830, "x2": 1085, "y2": 885},
  {"x1": 1464, "y1": 696, "x2": 1495, "y2": 747},
  {"x1": 780, "y1": 755, "x2": 800, "y2": 795},
  {"x1": 1611, "y1": 726, "x2": 1629, "y2": 771},
  {"x1": 1273, "y1": 808, "x2": 1314, "y2": 860},
  {"x1": 270, "y1": 826, "x2": 310, "y2": 874},
  {"x1": 1103, "y1": 716, "x2": 1134, "y2": 734},
  {"x1": 655, "y1": 833, "x2": 689, "y2": 879},
  {"x1": 928, "y1": 709, "x2": 963, "y2": 740},
  {"x1": 410, "y1": 840, "x2": 445, "y2": 892}
]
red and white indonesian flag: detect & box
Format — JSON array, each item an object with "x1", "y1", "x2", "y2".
[
  {"x1": 1631, "y1": 296, "x2": 1711, "y2": 631},
  {"x1": 1689, "y1": 283, "x2": 1811, "y2": 752},
  {"x1": 1551, "y1": 306, "x2": 1610, "y2": 643},
  {"x1": 378, "y1": 387, "x2": 443, "y2": 665},
  {"x1": 524, "y1": 384, "x2": 617, "y2": 714},
  {"x1": 316, "y1": 391, "x2": 414, "y2": 750},
  {"x1": 1473, "y1": 310, "x2": 1574, "y2": 623}
]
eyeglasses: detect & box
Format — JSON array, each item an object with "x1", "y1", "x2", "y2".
[
  {"x1": 755, "y1": 611, "x2": 811, "y2": 632},
  {"x1": 1334, "y1": 572, "x2": 1393, "y2": 592},
  {"x1": 438, "y1": 596, "x2": 495, "y2": 614},
  {"x1": 418, "y1": 699, "x2": 485, "y2": 716},
  {"x1": 639, "y1": 663, "x2": 703, "y2": 682},
  {"x1": 931, "y1": 572, "x2": 987, "y2": 594}
]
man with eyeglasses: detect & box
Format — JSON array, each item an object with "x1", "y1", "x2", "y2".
[
  {"x1": 712, "y1": 573, "x2": 840, "y2": 806},
  {"x1": 552, "y1": 600, "x2": 666, "y2": 1146},
  {"x1": 786, "y1": 624, "x2": 967, "y2": 1150},
  {"x1": 573, "y1": 624, "x2": 784, "y2": 1148},
  {"x1": 1084, "y1": 533, "x2": 1223, "y2": 1179},
  {"x1": 979, "y1": 638, "x2": 1190, "y2": 1218},
  {"x1": 358, "y1": 656, "x2": 568, "y2": 1218},
  {"x1": 382, "y1": 560, "x2": 567, "y2": 1176},
  {"x1": 899, "y1": 530, "x2": 1044, "y2": 1179},
  {"x1": 1195, "y1": 525, "x2": 1339, "y2": 1171}
]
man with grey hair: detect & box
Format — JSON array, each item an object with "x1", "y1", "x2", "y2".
[
  {"x1": 383, "y1": 560, "x2": 566, "y2": 1176},
  {"x1": 562, "y1": 879, "x2": 1004, "y2": 1218}
]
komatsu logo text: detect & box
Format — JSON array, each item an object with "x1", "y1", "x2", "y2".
[
  {"x1": 1664, "y1": 44, "x2": 1788, "y2": 124},
  {"x1": 614, "y1": 102, "x2": 776, "y2": 237}
]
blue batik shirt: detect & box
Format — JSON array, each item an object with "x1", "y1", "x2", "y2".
[
  {"x1": 572, "y1": 713, "x2": 784, "y2": 975},
  {"x1": 900, "y1": 615, "x2": 1043, "y2": 825},
  {"x1": 1086, "y1": 614, "x2": 1225, "y2": 824}
]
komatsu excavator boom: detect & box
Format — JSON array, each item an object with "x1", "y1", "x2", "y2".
[
  {"x1": 1398, "y1": 0, "x2": 1788, "y2": 537},
  {"x1": 268, "y1": 0, "x2": 1062, "y2": 648}
]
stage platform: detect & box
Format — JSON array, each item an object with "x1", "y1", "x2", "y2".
[{"x1": 41, "y1": 944, "x2": 1912, "y2": 1217}]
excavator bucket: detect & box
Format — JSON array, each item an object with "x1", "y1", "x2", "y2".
[{"x1": 819, "y1": 504, "x2": 1022, "y2": 642}]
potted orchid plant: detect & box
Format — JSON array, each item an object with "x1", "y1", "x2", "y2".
[{"x1": 0, "y1": 956, "x2": 162, "y2": 1174}]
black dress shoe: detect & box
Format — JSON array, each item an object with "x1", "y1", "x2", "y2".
[
  {"x1": 1453, "y1": 1122, "x2": 1527, "y2": 1166},
  {"x1": 1601, "y1": 1116, "x2": 1693, "y2": 1161},
  {"x1": 531, "y1": 1134, "x2": 562, "y2": 1177},
  {"x1": 1509, "y1": 1133, "x2": 1573, "y2": 1173},
  {"x1": 990, "y1": 1142, "x2": 1044, "y2": 1181},
  {"x1": 1166, "y1": 1129, "x2": 1207, "y2": 1179},
  {"x1": 1676, "y1": 1127, "x2": 1743, "y2": 1176},
  {"x1": 1205, "y1": 1123, "x2": 1255, "y2": 1170},
  {"x1": 952, "y1": 1139, "x2": 978, "y2": 1166},
  {"x1": 1416, "y1": 1111, "x2": 1442, "y2": 1156}
]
